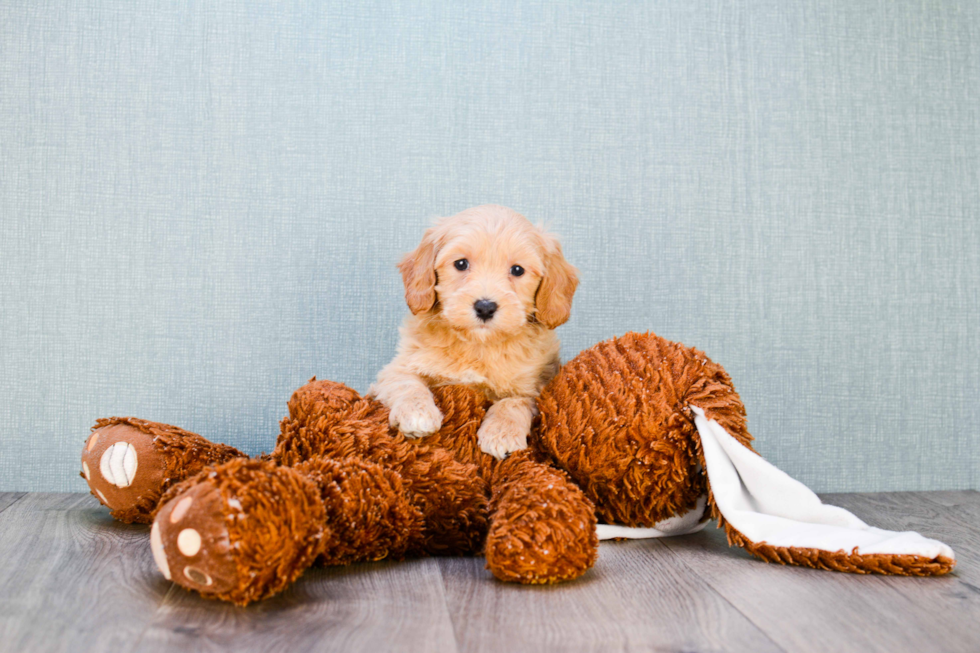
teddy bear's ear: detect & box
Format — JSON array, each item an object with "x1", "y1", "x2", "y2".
[
  {"x1": 398, "y1": 226, "x2": 440, "y2": 315},
  {"x1": 686, "y1": 405, "x2": 956, "y2": 575},
  {"x1": 534, "y1": 230, "x2": 579, "y2": 329}
]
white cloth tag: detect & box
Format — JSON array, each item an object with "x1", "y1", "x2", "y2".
[{"x1": 596, "y1": 495, "x2": 709, "y2": 540}]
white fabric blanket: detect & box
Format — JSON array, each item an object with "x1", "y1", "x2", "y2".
[{"x1": 597, "y1": 405, "x2": 955, "y2": 563}]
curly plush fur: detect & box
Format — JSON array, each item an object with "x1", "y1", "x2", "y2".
[{"x1": 82, "y1": 332, "x2": 952, "y2": 606}]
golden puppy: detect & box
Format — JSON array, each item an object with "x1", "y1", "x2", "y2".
[{"x1": 369, "y1": 205, "x2": 578, "y2": 458}]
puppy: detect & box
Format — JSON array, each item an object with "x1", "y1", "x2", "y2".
[{"x1": 369, "y1": 205, "x2": 578, "y2": 459}]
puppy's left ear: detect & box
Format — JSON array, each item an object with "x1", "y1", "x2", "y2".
[
  {"x1": 534, "y1": 231, "x2": 579, "y2": 329},
  {"x1": 398, "y1": 226, "x2": 440, "y2": 314}
]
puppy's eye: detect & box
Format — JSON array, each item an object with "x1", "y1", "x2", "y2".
[
  {"x1": 454, "y1": 259, "x2": 469, "y2": 271},
  {"x1": 510, "y1": 265, "x2": 525, "y2": 277}
]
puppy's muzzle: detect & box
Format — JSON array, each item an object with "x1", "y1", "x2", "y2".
[{"x1": 473, "y1": 299, "x2": 498, "y2": 322}]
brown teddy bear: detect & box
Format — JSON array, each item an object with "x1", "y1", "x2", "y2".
[{"x1": 80, "y1": 332, "x2": 955, "y2": 606}]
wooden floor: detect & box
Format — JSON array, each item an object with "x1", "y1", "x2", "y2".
[{"x1": 0, "y1": 491, "x2": 977, "y2": 653}]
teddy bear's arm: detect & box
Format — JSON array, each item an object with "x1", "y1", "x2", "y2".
[{"x1": 483, "y1": 450, "x2": 598, "y2": 584}]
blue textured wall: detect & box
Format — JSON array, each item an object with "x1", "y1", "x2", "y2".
[{"x1": 1, "y1": 1, "x2": 978, "y2": 492}]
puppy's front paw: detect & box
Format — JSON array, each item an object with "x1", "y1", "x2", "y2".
[
  {"x1": 388, "y1": 395, "x2": 443, "y2": 438},
  {"x1": 477, "y1": 417, "x2": 528, "y2": 460}
]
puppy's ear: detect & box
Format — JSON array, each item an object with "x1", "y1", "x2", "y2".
[
  {"x1": 534, "y1": 232, "x2": 578, "y2": 329},
  {"x1": 398, "y1": 227, "x2": 440, "y2": 315}
]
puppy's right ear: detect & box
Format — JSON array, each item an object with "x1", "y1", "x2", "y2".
[{"x1": 397, "y1": 227, "x2": 439, "y2": 314}]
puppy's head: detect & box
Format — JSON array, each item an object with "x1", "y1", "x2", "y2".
[{"x1": 398, "y1": 205, "x2": 578, "y2": 338}]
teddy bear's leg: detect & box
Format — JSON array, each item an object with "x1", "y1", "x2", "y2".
[
  {"x1": 482, "y1": 450, "x2": 598, "y2": 584},
  {"x1": 80, "y1": 417, "x2": 245, "y2": 524},
  {"x1": 294, "y1": 456, "x2": 424, "y2": 566},
  {"x1": 274, "y1": 378, "x2": 491, "y2": 557},
  {"x1": 150, "y1": 454, "x2": 424, "y2": 605}
]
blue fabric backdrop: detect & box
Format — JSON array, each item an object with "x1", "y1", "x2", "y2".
[{"x1": 1, "y1": 0, "x2": 978, "y2": 492}]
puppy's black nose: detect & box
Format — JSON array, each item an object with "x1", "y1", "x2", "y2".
[{"x1": 474, "y1": 299, "x2": 498, "y2": 322}]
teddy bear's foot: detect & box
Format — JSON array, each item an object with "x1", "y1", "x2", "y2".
[
  {"x1": 81, "y1": 417, "x2": 244, "y2": 524},
  {"x1": 484, "y1": 452, "x2": 598, "y2": 584},
  {"x1": 151, "y1": 455, "x2": 426, "y2": 605},
  {"x1": 151, "y1": 458, "x2": 326, "y2": 605},
  {"x1": 151, "y1": 480, "x2": 241, "y2": 595}
]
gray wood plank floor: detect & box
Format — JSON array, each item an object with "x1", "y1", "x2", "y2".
[{"x1": 0, "y1": 491, "x2": 976, "y2": 653}]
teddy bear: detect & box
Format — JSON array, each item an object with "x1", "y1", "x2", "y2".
[{"x1": 80, "y1": 332, "x2": 955, "y2": 606}]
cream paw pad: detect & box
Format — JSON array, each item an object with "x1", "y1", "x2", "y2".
[
  {"x1": 151, "y1": 483, "x2": 239, "y2": 596},
  {"x1": 80, "y1": 417, "x2": 246, "y2": 524},
  {"x1": 81, "y1": 422, "x2": 167, "y2": 520}
]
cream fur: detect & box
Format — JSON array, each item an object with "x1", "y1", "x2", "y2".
[{"x1": 369, "y1": 205, "x2": 578, "y2": 458}]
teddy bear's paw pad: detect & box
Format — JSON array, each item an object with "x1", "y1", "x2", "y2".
[
  {"x1": 82, "y1": 422, "x2": 167, "y2": 514},
  {"x1": 152, "y1": 483, "x2": 240, "y2": 595}
]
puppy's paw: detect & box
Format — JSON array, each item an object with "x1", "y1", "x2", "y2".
[
  {"x1": 389, "y1": 395, "x2": 443, "y2": 438},
  {"x1": 477, "y1": 417, "x2": 529, "y2": 460}
]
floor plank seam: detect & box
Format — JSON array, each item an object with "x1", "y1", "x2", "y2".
[
  {"x1": 5, "y1": 492, "x2": 973, "y2": 652},
  {"x1": 919, "y1": 493, "x2": 980, "y2": 527},
  {"x1": 435, "y1": 559, "x2": 466, "y2": 653},
  {"x1": 918, "y1": 508, "x2": 978, "y2": 543},
  {"x1": 0, "y1": 493, "x2": 28, "y2": 516},
  {"x1": 657, "y1": 537, "x2": 791, "y2": 653},
  {"x1": 127, "y1": 579, "x2": 181, "y2": 652}
]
